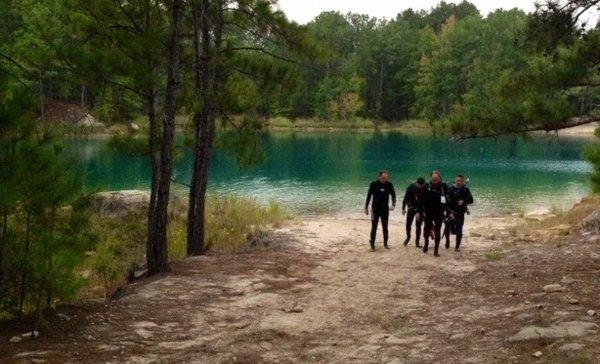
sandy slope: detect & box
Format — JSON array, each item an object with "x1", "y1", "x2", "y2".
[{"x1": 1, "y1": 214, "x2": 599, "y2": 363}]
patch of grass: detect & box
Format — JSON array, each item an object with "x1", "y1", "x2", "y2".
[
  {"x1": 268, "y1": 116, "x2": 295, "y2": 128},
  {"x1": 265, "y1": 116, "x2": 432, "y2": 133},
  {"x1": 550, "y1": 202, "x2": 565, "y2": 215},
  {"x1": 205, "y1": 196, "x2": 289, "y2": 253},
  {"x1": 485, "y1": 251, "x2": 503, "y2": 261},
  {"x1": 50, "y1": 123, "x2": 108, "y2": 136},
  {"x1": 507, "y1": 226, "x2": 518, "y2": 237},
  {"x1": 532, "y1": 195, "x2": 600, "y2": 230}
]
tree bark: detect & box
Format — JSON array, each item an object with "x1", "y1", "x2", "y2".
[
  {"x1": 187, "y1": 0, "x2": 224, "y2": 255},
  {"x1": 187, "y1": 0, "x2": 212, "y2": 255},
  {"x1": 146, "y1": 91, "x2": 161, "y2": 272},
  {"x1": 18, "y1": 211, "x2": 31, "y2": 318},
  {"x1": 146, "y1": 0, "x2": 184, "y2": 275},
  {"x1": 0, "y1": 212, "x2": 7, "y2": 297}
]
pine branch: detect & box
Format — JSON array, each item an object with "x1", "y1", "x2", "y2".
[{"x1": 454, "y1": 115, "x2": 599, "y2": 140}]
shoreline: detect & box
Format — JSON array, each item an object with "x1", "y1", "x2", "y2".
[{"x1": 64, "y1": 120, "x2": 598, "y2": 139}]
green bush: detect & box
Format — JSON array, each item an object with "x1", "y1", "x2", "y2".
[
  {"x1": 0, "y1": 129, "x2": 94, "y2": 320},
  {"x1": 88, "y1": 210, "x2": 147, "y2": 297}
]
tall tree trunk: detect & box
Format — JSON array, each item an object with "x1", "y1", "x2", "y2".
[
  {"x1": 187, "y1": 0, "x2": 224, "y2": 255},
  {"x1": 44, "y1": 213, "x2": 53, "y2": 308},
  {"x1": 146, "y1": 91, "x2": 161, "y2": 272},
  {"x1": 38, "y1": 69, "x2": 44, "y2": 120},
  {"x1": 0, "y1": 212, "x2": 7, "y2": 297},
  {"x1": 146, "y1": 0, "x2": 184, "y2": 275},
  {"x1": 378, "y1": 60, "x2": 384, "y2": 118},
  {"x1": 187, "y1": 0, "x2": 211, "y2": 255},
  {"x1": 18, "y1": 211, "x2": 31, "y2": 318}
]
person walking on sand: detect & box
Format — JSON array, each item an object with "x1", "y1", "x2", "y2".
[
  {"x1": 402, "y1": 177, "x2": 426, "y2": 248},
  {"x1": 365, "y1": 170, "x2": 396, "y2": 252},
  {"x1": 423, "y1": 170, "x2": 448, "y2": 257},
  {"x1": 443, "y1": 174, "x2": 474, "y2": 251}
]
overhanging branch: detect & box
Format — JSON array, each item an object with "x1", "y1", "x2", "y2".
[{"x1": 454, "y1": 115, "x2": 598, "y2": 140}]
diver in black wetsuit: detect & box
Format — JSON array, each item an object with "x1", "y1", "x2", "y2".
[
  {"x1": 423, "y1": 171, "x2": 448, "y2": 257},
  {"x1": 365, "y1": 170, "x2": 396, "y2": 251},
  {"x1": 443, "y1": 175, "x2": 474, "y2": 251},
  {"x1": 402, "y1": 177, "x2": 426, "y2": 247}
]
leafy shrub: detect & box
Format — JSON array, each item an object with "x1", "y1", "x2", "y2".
[{"x1": 88, "y1": 209, "x2": 147, "y2": 298}]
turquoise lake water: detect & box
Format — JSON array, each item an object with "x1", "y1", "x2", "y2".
[{"x1": 68, "y1": 132, "x2": 593, "y2": 217}]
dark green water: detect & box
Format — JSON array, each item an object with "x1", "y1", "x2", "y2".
[{"x1": 68, "y1": 132, "x2": 593, "y2": 217}]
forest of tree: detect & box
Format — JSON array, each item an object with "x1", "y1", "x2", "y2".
[
  {"x1": 0, "y1": 0, "x2": 598, "y2": 321},
  {"x1": 1, "y1": 1, "x2": 596, "y2": 125}
]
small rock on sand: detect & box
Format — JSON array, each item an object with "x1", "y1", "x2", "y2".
[
  {"x1": 385, "y1": 336, "x2": 405, "y2": 345},
  {"x1": 587, "y1": 310, "x2": 596, "y2": 316},
  {"x1": 135, "y1": 328, "x2": 153, "y2": 339},
  {"x1": 259, "y1": 341, "x2": 273, "y2": 350},
  {"x1": 543, "y1": 284, "x2": 564, "y2": 293},
  {"x1": 532, "y1": 351, "x2": 543, "y2": 358},
  {"x1": 56, "y1": 313, "x2": 71, "y2": 320},
  {"x1": 129, "y1": 122, "x2": 140, "y2": 132},
  {"x1": 283, "y1": 302, "x2": 304, "y2": 313},
  {"x1": 21, "y1": 331, "x2": 39, "y2": 339},
  {"x1": 559, "y1": 343, "x2": 584, "y2": 352},
  {"x1": 9, "y1": 336, "x2": 22, "y2": 343},
  {"x1": 252, "y1": 282, "x2": 269, "y2": 290},
  {"x1": 508, "y1": 321, "x2": 598, "y2": 341}
]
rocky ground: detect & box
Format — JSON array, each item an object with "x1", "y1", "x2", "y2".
[{"x1": 1, "y1": 209, "x2": 599, "y2": 363}]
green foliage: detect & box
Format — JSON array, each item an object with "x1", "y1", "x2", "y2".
[
  {"x1": 88, "y1": 209, "x2": 147, "y2": 296},
  {"x1": 585, "y1": 128, "x2": 600, "y2": 193},
  {"x1": 108, "y1": 130, "x2": 150, "y2": 156},
  {"x1": 270, "y1": 2, "x2": 492, "y2": 122},
  {"x1": 217, "y1": 117, "x2": 268, "y2": 169},
  {"x1": 443, "y1": 3, "x2": 599, "y2": 138},
  {"x1": 6, "y1": 0, "x2": 570, "y2": 128},
  {"x1": 0, "y1": 79, "x2": 93, "y2": 320}
]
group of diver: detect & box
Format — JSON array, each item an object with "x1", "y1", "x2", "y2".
[{"x1": 364, "y1": 170, "x2": 473, "y2": 257}]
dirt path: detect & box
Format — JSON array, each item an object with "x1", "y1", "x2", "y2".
[{"x1": 1, "y1": 215, "x2": 599, "y2": 363}]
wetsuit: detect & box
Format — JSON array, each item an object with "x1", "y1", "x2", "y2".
[
  {"x1": 443, "y1": 185, "x2": 474, "y2": 250},
  {"x1": 402, "y1": 183, "x2": 425, "y2": 247},
  {"x1": 423, "y1": 182, "x2": 448, "y2": 256},
  {"x1": 365, "y1": 180, "x2": 396, "y2": 249}
]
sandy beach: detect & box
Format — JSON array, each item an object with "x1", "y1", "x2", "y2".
[{"x1": 2, "y1": 205, "x2": 599, "y2": 363}]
